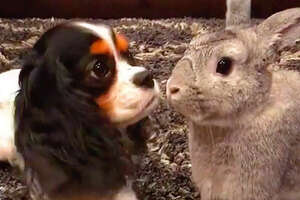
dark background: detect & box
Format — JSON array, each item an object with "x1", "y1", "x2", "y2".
[{"x1": 0, "y1": 0, "x2": 300, "y2": 19}]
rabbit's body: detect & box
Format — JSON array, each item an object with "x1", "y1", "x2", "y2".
[
  {"x1": 167, "y1": 5, "x2": 300, "y2": 200},
  {"x1": 189, "y1": 69, "x2": 300, "y2": 200},
  {"x1": 186, "y1": 44, "x2": 300, "y2": 200}
]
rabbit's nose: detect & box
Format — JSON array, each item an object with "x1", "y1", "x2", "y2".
[
  {"x1": 167, "y1": 59, "x2": 192, "y2": 103},
  {"x1": 167, "y1": 84, "x2": 181, "y2": 100},
  {"x1": 169, "y1": 86, "x2": 180, "y2": 94},
  {"x1": 166, "y1": 78, "x2": 182, "y2": 103}
]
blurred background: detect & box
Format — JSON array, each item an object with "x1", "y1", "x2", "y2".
[{"x1": 0, "y1": 0, "x2": 299, "y2": 19}]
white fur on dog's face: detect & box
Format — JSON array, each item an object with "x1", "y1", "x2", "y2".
[
  {"x1": 95, "y1": 60, "x2": 160, "y2": 127},
  {"x1": 75, "y1": 22, "x2": 160, "y2": 127}
]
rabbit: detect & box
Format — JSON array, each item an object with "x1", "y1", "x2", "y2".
[{"x1": 167, "y1": 0, "x2": 300, "y2": 199}]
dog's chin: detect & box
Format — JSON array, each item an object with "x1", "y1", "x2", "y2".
[
  {"x1": 111, "y1": 94, "x2": 159, "y2": 128},
  {"x1": 110, "y1": 81, "x2": 160, "y2": 128}
]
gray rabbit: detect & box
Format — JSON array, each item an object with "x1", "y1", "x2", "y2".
[{"x1": 167, "y1": 0, "x2": 300, "y2": 199}]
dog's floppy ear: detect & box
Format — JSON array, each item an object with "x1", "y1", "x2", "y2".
[
  {"x1": 24, "y1": 147, "x2": 68, "y2": 196},
  {"x1": 18, "y1": 24, "x2": 60, "y2": 106},
  {"x1": 18, "y1": 51, "x2": 42, "y2": 108},
  {"x1": 18, "y1": 49, "x2": 63, "y2": 108}
]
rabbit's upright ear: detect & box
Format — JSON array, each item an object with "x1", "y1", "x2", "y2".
[
  {"x1": 225, "y1": 0, "x2": 251, "y2": 30},
  {"x1": 257, "y1": 8, "x2": 300, "y2": 60}
]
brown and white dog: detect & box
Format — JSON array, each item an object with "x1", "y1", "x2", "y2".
[{"x1": 0, "y1": 21, "x2": 159, "y2": 200}]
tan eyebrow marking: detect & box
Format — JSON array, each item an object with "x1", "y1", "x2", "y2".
[
  {"x1": 90, "y1": 39, "x2": 112, "y2": 55},
  {"x1": 115, "y1": 34, "x2": 129, "y2": 52}
]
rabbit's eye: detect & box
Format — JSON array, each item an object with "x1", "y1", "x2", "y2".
[{"x1": 216, "y1": 57, "x2": 232, "y2": 76}]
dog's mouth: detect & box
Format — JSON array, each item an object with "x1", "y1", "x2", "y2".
[
  {"x1": 115, "y1": 80, "x2": 160, "y2": 127},
  {"x1": 98, "y1": 79, "x2": 160, "y2": 127},
  {"x1": 144, "y1": 95, "x2": 156, "y2": 110}
]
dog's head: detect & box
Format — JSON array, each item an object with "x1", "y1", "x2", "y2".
[
  {"x1": 19, "y1": 21, "x2": 159, "y2": 127},
  {"x1": 15, "y1": 21, "x2": 160, "y2": 200}
]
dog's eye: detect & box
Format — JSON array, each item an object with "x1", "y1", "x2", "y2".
[
  {"x1": 216, "y1": 57, "x2": 232, "y2": 76},
  {"x1": 91, "y1": 60, "x2": 110, "y2": 78}
]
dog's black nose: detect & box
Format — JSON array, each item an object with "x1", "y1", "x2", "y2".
[{"x1": 133, "y1": 70, "x2": 154, "y2": 88}]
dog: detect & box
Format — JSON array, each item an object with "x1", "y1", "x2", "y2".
[{"x1": 1, "y1": 21, "x2": 159, "y2": 200}]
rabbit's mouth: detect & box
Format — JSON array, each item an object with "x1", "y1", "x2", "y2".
[
  {"x1": 169, "y1": 96, "x2": 237, "y2": 127},
  {"x1": 189, "y1": 113, "x2": 231, "y2": 127},
  {"x1": 168, "y1": 97, "x2": 207, "y2": 122}
]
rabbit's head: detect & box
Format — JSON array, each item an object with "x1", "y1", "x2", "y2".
[{"x1": 167, "y1": 7, "x2": 300, "y2": 127}]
